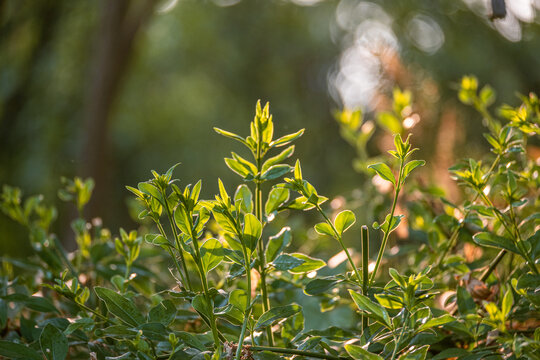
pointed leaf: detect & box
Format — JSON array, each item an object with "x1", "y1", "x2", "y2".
[
  {"x1": 40, "y1": 324, "x2": 68, "y2": 360},
  {"x1": 0, "y1": 341, "x2": 41, "y2": 360},
  {"x1": 270, "y1": 129, "x2": 305, "y2": 147},
  {"x1": 348, "y1": 290, "x2": 391, "y2": 328},
  {"x1": 345, "y1": 344, "x2": 383, "y2": 360},
  {"x1": 255, "y1": 304, "x2": 302, "y2": 330},
  {"x1": 243, "y1": 213, "x2": 262, "y2": 252},
  {"x1": 95, "y1": 287, "x2": 145, "y2": 326},
  {"x1": 266, "y1": 227, "x2": 291, "y2": 262},
  {"x1": 473, "y1": 232, "x2": 520, "y2": 254},
  {"x1": 368, "y1": 163, "x2": 396, "y2": 186},
  {"x1": 265, "y1": 187, "x2": 289, "y2": 216},
  {"x1": 402, "y1": 160, "x2": 425, "y2": 181}
]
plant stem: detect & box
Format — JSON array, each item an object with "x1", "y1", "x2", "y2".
[
  {"x1": 361, "y1": 225, "x2": 369, "y2": 331},
  {"x1": 480, "y1": 249, "x2": 506, "y2": 282},
  {"x1": 161, "y1": 189, "x2": 192, "y2": 290},
  {"x1": 435, "y1": 155, "x2": 501, "y2": 269},
  {"x1": 235, "y1": 239, "x2": 253, "y2": 360},
  {"x1": 250, "y1": 346, "x2": 349, "y2": 360},
  {"x1": 156, "y1": 222, "x2": 188, "y2": 288},
  {"x1": 390, "y1": 311, "x2": 409, "y2": 360},
  {"x1": 315, "y1": 204, "x2": 362, "y2": 286},
  {"x1": 254, "y1": 150, "x2": 274, "y2": 346},
  {"x1": 479, "y1": 192, "x2": 539, "y2": 275},
  {"x1": 369, "y1": 159, "x2": 404, "y2": 286}
]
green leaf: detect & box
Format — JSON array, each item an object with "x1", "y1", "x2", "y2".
[
  {"x1": 314, "y1": 222, "x2": 334, "y2": 237},
  {"x1": 348, "y1": 290, "x2": 391, "y2": 328},
  {"x1": 225, "y1": 157, "x2": 251, "y2": 178},
  {"x1": 375, "y1": 294, "x2": 403, "y2": 309},
  {"x1": 234, "y1": 184, "x2": 253, "y2": 214},
  {"x1": 260, "y1": 164, "x2": 292, "y2": 181},
  {"x1": 145, "y1": 234, "x2": 169, "y2": 246},
  {"x1": 138, "y1": 182, "x2": 163, "y2": 202},
  {"x1": 501, "y1": 289, "x2": 513, "y2": 318},
  {"x1": 174, "y1": 206, "x2": 192, "y2": 236},
  {"x1": 368, "y1": 163, "x2": 396, "y2": 186},
  {"x1": 456, "y1": 286, "x2": 476, "y2": 315},
  {"x1": 304, "y1": 278, "x2": 340, "y2": 296},
  {"x1": 149, "y1": 300, "x2": 177, "y2": 326},
  {"x1": 262, "y1": 145, "x2": 295, "y2": 171},
  {"x1": 0, "y1": 340, "x2": 41, "y2": 360},
  {"x1": 266, "y1": 227, "x2": 291, "y2": 262},
  {"x1": 94, "y1": 287, "x2": 145, "y2": 327},
  {"x1": 270, "y1": 129, "x2": 305, "y2": 148},
  {"x1": 345, "y1": 344, "x2": 383, "y2": 360},
  {"x1": 397, "y1": 345, "x2": 429, "y2": 360},
  {"x1": 272, "y1": 254, "x2": 305, "y2": 271},
  {"x1": 287, "y1": 253, "x2": 326, "y2": 273},
  {"x1": 192, "y1": 294, "x2": 212, "y2": 323},
  {"x1": 293, "y1": 160, "x2": 302, "y2": 180},
  {"x1": 255, "y1": 304, "x2": 302, "y2": 330},
  {"x1": 200, "y1": 238, "x2": 224, "y2": 272},
  {"x1": 243, "y1": 213, "x2": 262, "y2": 252},
  {"x1": 376, "y1": 111, "x2": 402, "y2": 134},
  {"x1": 473, "y1": 232, "x2": 520, "y2": 254},
  {"x1": 389, "y1": 268, "x2": 408, "y2": 289},
  {"x1": 214, "y1": 127, "x2": 248, "y2": 146},
  {"x1": 265, "y1": 187, "x2": 289, "y2": 215},
  {"x1": 229, "y1": 289, "x2": 249, "y2": 312},
  {"x1": 40, "y1": 324, "x2": 68, "y2": 360},
  {"x1": 417, "y1": 314, "x2": 455, "y2": 332},
  {"x1": 175, "y1": 331, "x2": 207, "y2": 351},
  {"x1": 402, "y1": 160, "x2": 425, "y2": 181},
  {"x1": 334, "y1": 210, "x2": 356, "y2": 235}
]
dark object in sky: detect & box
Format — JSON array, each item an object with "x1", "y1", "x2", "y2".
[{"x1": 490, "y1": 0, "x2": 507, "y2": 20}]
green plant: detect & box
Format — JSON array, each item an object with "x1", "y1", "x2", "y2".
[{"x1": 1, "y1": 84, "x2": 539, "y2": 360}]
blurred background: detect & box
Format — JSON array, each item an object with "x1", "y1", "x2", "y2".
[{"x1": 1, "y1": 0, "x2": 540, "y2": 258}]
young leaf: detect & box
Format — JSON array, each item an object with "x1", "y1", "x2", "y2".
[
  {"x1": 234, "y1": 184, "x2": 253, "y2": 214},
  {"x1": 260, "y1": 164, "x2": 292, "y2": 181},
  {"x1": 262, "y1": 145, "x2": 295, "y2": 171},
  {"x1": 334, "y1": 210, "x2": 356, "y2": 235},
  {"x1": 214, "y1": 127, "x2": 248, "y2": 147},
  {"x1": 314, "y1": 222, "x2": 334, "y2": 237},
  {"x1": 294, "y1": 160, "x2": 302, "y2": 180},
  {"x1": 94, "y1": 287, "x2": 145, "y2": 327},
  {"x1": 270, "y1": 129, "x2": 305, "y2": 148},
  {"x1": 255, "y1": 304, "x2": 302, "y2": 330},
  {"x1": 345, "y1": 344, "x2": 383, "y2": 360},
  {"x1": 40, "y1": 324, "x2": 68, "y2": 360},
  {"x1": 243, "y1": 213, "x2": 262, "y2": 252},
  {"x1": 224, "y1": 158, "x2": 251, "y2": 178},
  {"x1": 200, "y1": 238, "x2": 224, "y2": 273},
  {"x1": 266, "y1": 227, "x2": 291, "y2": 262},
  {"x1": 402, "y1": 160, "x2": 425, "y2": 181},
  {"x1": 368, "y1": 163, "x2": 396, "y2": 186},
  {"x1": 265, "y1": 187, "x2": 289, "y2": 216},
  {"x1": 417, "y1": 314, "x2": 455, "y2": 332}
]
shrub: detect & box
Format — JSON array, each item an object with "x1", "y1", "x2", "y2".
[{"x1": 1, "y1": 77, "x2": 539, "y2": 359}]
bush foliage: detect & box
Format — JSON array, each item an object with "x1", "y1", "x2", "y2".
[{"x1": 1, "y1": 77, "x2": 540, "y2": 359}]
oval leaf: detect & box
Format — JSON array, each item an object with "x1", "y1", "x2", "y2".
[
  {"x1": 255, "y1": 304, "x2": 302, "y2": 330},
  {"x1": 345, "y1": 344, "x2": 383, "y2": 360},
  {"x1": 334, "y1": 210, "x2": 356, "y2": 235},
  {"x1": 368, "y1": 163, "x2": 396, "y2": 186},
  {"x1": 200, "y1": 238, "x2": 224, "y2": 272}
]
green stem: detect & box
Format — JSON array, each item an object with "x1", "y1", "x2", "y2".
[
  {"x1": 255, "y1": 151, "x2": 274, "y2": 346},
  {"x1": 435, "y1": 155, "x2": 501, "y2": 269},
  {"x1": 480, "y1": 249, "x2": 506, "y2": 282},
  {"x1": 250, "y1": 346, "x2": 348, "y2": 360},
  {"x1": 361, "y1": 225, "x2": 369, "y2": 331},
  {"x1": 187, "y1": 220, "x2": 221, "y2": 354},
  {"x1": 390, "y1": 311, "x2": 409, "y2": 360},
  {"x1": 479, "y1": 192, "x2": 539, "y2": 275},
  {"x1": 161, "y1": 189, "x2": 192, "y2": 290},
  {"x1": 369, "y1": 159, "x2": 404, "y2": 286},
  {"x1": 156, "y1": 222, "x2": 188, "y2": 288},
  {"x1": 315, "y1": 204, "x2": 362, "y2": 286},
  {"x1": 235, "y1": 241, "x2": 253, "y2": 360}
]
